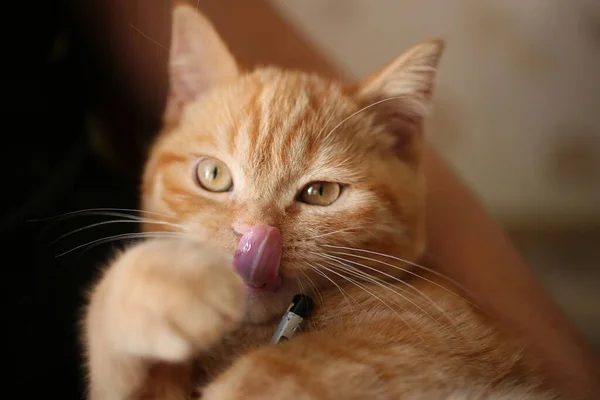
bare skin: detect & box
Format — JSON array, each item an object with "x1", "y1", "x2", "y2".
[
  {"x1": 72, "y1": 0, "x2": 599, "y2": 398},
  {"x1": 422, "y1": 146, "x2": 599, "y2": 398}
]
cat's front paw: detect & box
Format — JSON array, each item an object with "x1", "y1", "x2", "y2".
[{"x1": 86, "y1": 238, "x2": 245, "y2": 363}]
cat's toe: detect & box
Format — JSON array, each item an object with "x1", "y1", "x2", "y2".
[
  {"x1": 165, "y1": 260, "x2": 246, "y2": 352},
  {"x1": 143, "y1": 238, "x2": 246, "y2": 355},
  {"x1": 98, "y1": 238, "x2": 245, "y2": 362}
]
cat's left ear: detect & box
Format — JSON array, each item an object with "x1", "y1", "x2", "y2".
[
  {"x1": 356, "y1": 39, "x2": 444, "y2": 162},
  {"x1": 165, "y1": 4, "x2": 239, "y2": 123}
]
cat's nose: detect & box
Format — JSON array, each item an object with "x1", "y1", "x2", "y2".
[{"x1": 233, "y1": 225, "x2": 282, "y2": 291}]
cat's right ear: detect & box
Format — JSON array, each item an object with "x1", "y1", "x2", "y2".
[
  {"x1": 165, "y1": 4, "x2": 239, "y2": 123},
  {"x1": 355, "y1": 39, "x2": 444, "y2": 164}
]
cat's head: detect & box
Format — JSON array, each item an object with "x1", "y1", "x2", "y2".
[{"x1": 141, "y1": 4, "x2": 444, "y2": 323}]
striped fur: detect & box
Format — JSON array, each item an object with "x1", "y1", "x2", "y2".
[{"x1": 82, "y1": 4, "x2": 555, "y2": 400}]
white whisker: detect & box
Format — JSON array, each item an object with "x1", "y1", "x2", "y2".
[
  {"x1": 319, "y1": 254, "x2": 448, "y2": 331},
  {"x1": 128, "y1": 23, "x2": 170, "y2": 52},
  {"x1": 323, "y1": 245, "x2": 477, "y2": 306},
  {"x1": 324, "y1": 96, "x2": 410, "y2": 141},
  {"x1": 56, "y1": 232, "x2": 187, "y2": 258},
  {"x1": 315, "y1": 262, "x2": 422, "y2": 341},
  {"x1": 307, "y1": 227, "x2": 361, "y2": 240},
  {"x1": 295, "y1": 276, "x2": 317, "y2": 331},
  {"x1": 296, "y1": 275, "x2": 305, "y2": 295},
  {"x1": 299, "y1": 270, "x2": 324, "y2": 306},
  {"x1": 304, "y1": 262, "x2": 358, "y2": 316},
  {"x1": 29, "y1": 207, "x2": 182, "y2": 223},
  {"x1": 315, "y1": 97, "x2": 342, "y2": 138},
  {"x1": 323, "y1": 252, "x2": 448, "y2": 315},
  {"x1": 49, "y1": 218, "x2": 189, "y2": 247}
]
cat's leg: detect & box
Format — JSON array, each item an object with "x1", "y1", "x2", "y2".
[
  {"x1": 200, "y1": 331, "x2": 553, "y2": 400},
  {"x1": 83, "y1": 238, "x2": 245, "y2": 400},
  {"x1": 200, "y1": 332, "x2": 386, "y2": 400},
  {"x1": 200, "y1": 331, "x2": 408, "y2": 400}
]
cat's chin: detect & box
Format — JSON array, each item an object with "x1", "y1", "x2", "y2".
[{"x1": 241, "y1": 277, "x2": 299, "y2": 324}]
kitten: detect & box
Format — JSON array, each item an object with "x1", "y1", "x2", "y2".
[{"x1": 83, "y1": 4, "x2": 555, "y2": 399}]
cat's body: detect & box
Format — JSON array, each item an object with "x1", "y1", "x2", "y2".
[
  {"x1": 86, "y1": 239, "x2": 548, "y2": 399},
  {"x1": 201, "y1": 275, "x2": 547, "y2": 400},
  {"x1": 83, "y1": 5, "x2": 554, "y2": 399}
]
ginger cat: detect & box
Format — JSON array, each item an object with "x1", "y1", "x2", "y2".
[{"x1": 83, "y1": 4, "x2": 555, "y2": 399}]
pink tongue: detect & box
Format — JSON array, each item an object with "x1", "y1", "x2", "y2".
[{"x1": 233, "y1": 225, "x2": 282, "y2": 290}]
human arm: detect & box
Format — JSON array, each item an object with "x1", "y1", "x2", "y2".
[{"x1": 422, "y1": 146, "x2": 599, "y2": 398}]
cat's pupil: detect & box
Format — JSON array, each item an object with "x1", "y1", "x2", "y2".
[
  {"x1": 318, "y1": 183, "x2": 324, "y2": 197},
  {"x1": 211, "y1": 166, "x2": 218, "y2": 181}
]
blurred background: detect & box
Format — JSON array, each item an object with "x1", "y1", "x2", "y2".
[{"x1": 267, "y1": 0, "x2": 600, "y2": 350}]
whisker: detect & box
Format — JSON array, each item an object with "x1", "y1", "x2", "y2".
[
  {"x1": 326, "y1": 252, "x2": 466, "y2": 336},
  {"x1": 49, "y1": 218, "x2": 189, "y2": 247},
  {"x1": 294, "y1": 276, "x2": 316, "y2": 331},
  {"x1": 323, "y1": 259, "x2": 415, "y2": 303},
  {"x1": 322, "y1": 252, "x2": 448, "y2": 316},
  {"x1": 304, "y1": 262, "x2": 358, "y2": 317},
  {"x1": 299, "y1": 270, "x2": 324, "y2": 306},
  {"x1": 319, "y1": 255, "x2": 448, "y2": 330},
  {"x1": 327, "y1": 265, "x2": 421, "y2": 311},
  {"x1": 88, "y1": 212, "x2": 189, "y2": 233},
  {"x1": 28, "y1": 207, "x2": 181, "y2": 223},
  {"x1": 315, "y1": 262, "x2": 422, "y2": 341},
  {"x1": 308, "y1": 265, "x2": 360, "y2": 324},
  {"x1": 128, "y1": 23, "x2": 170, "y2": 52},
  {"x1": 307, "y1": 227, "x2": 362, "y2": 240},
  {"x1": 323, "y1": 96, "x2": 413, "y2": 141},
  {"x1": 323, "y1": 245, "x2": 477, "y2": 306},
  {"x1": 296, "y1": 276, "x2": 304, "y2": 293},
  {"x1": 73, "y1": 232, "x2": 191, "y2": 264},
  {"x1": 30, "y1": 208, "x2": 191, "y2": 243},
  {"x1": 55, "y1": 232, "x2": 187, "y2": 258},
  {"x1": 295, "y1": 277, "x2": 307, "y2": 303},
  {"x1": 315, "y1": 97, "x2": 342, "y2": 138}
]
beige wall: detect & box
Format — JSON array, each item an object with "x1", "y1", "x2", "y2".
[{"x1": 269, "y1": 0, "x2": 600, "y2": 230}]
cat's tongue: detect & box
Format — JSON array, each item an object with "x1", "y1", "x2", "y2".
[{"x1": 233, "y1": 225, "x2": 282, "y2": 291}]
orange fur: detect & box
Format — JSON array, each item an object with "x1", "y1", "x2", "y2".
[{"x1": 82, "y1": 4, "x2": 556, "y2": 399}]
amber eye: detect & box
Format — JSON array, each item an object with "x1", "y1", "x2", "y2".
[
  {"x1": 299, "y1": 182, "x2": 342, "y2": 206},
  {"x1": 195, "y1": 157, "x2": 233, "y2": 192}
]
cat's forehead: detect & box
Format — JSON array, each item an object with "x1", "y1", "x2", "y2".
[
  {"x1": 183, "y1": 69, "x2": 350, "y2": 138},
  {"x1": 180, "y1": 69, "x2": 377, "y2": 181},
  {"x1": 230, "y1": 68, "x2": 351, "y2": 131}
]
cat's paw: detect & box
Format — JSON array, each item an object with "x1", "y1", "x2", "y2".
[{"x1": 86, "y1": 238, "x2": 245, "y2": 363}]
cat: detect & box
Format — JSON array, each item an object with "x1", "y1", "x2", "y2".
[{"x1": 82, "y1": 4, "x2": 556, "y2": 399}]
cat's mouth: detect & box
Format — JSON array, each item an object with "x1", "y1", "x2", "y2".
[{"x1": 233, "y1": 225, "x2": 283, "y2": 292}]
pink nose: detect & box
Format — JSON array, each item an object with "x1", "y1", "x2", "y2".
[{"x1": 233, "y1": 225, "x2": 282, "y2": 291}]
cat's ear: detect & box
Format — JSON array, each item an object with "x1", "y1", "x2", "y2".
[
  {"x1": 356, "y1": 39, "x2": 444, "y2": 162},
  {"x1": 165, "y1": 4, "x2": 239, "y2": 122}
]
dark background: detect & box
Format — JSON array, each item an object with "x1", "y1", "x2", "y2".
[
  {"x1": 3, "y1": 1, "x2": 339, "y2": 397},
  {"x1": 4, "y1": 1, "x2": 144, "y2": 398}
]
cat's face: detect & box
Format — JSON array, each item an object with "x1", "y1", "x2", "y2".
[{"x1": 141, "y1": 5, "x2": 443, "y2": 323}]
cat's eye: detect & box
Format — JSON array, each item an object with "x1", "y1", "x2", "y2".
[
  {"x1": 299, "y1": 182, "x2": 342, "y2": 206},
  {"x1": 195, "y1": 157, "x2": 233, "y2": 192}
]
